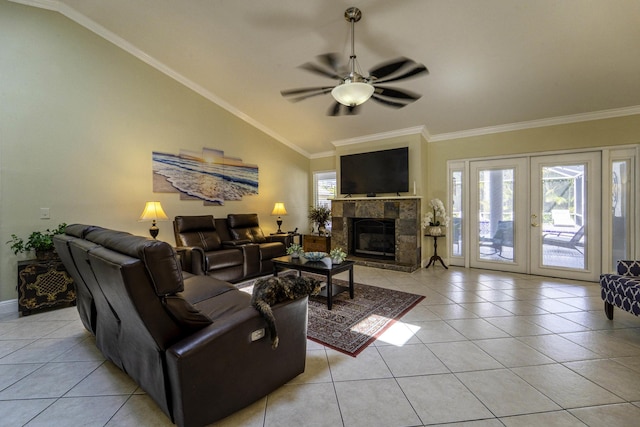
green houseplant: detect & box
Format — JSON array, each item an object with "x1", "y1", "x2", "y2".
[
  {"x1": 286, "y1": 243, "x2": 304, "y2": 258},
  {"x1": 308, "y1": 206, "x2": 331, "y2": 235},
  {"x1": 329, "y1": 247, "x2": 347, "y2": 264},
  {"x1": 6, "y1": 223, "x2": 67, "y2": 260}
]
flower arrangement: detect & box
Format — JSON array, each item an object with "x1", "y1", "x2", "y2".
[
  {"x1": 308, "y1": 205, "x2": 332, "y2": 235},
  {"x1": 308, "y1": 206, "x2": 331, "y2": 227},
  {"x1": 329, "y1": 247, "x2": 347, "y2": 263},
  {"x1": 422, "y1": 199, "x2": 450, "y2": 228},
  {"x1": 286, "y1": 243, "x2": 304, "y2": 258}
]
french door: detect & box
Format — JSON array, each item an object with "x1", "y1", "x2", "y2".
[
  {"x1": 530, "y1": 153, "x2": 600, "y2": 280},
  {"x1": 468, "y1": 152, "x2": 601, "y2": 281},
  {"x1": 470, "y1": 158, "x2": 528, "y2": 273}
]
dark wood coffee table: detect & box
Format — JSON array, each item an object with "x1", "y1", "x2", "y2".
[{"x1": 272, "y1": 255, "x2": 355, "y2": 310}]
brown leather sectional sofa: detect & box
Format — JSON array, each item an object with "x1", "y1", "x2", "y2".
[
  {"x1": 53, "y1": 224, "x2": 308, "y2": 427},
  {"x1": 174, "y1": 214, "x2": 292, "y2": 283}
]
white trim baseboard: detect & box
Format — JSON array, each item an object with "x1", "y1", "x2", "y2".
[{"x1": 0, "y1": 299, "x2": 17, "y2": 315}]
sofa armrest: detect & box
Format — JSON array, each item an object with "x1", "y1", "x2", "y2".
[
  {"x1": 175, "y1": 246, "x2": 206, "y2": 275},
  {"x1": 266, "y1": 234, "x2": 292, "y2": 247},
  {"x1": 223, "y1": 239, "x2": 252, "y2": 247},
  {"x1": 165, "y1": 297, "x2": 308, "y2": 427}
]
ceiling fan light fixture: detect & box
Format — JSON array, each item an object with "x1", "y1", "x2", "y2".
[{"x1": 331, "y1": 81, "x2": 374, "y2": 106}]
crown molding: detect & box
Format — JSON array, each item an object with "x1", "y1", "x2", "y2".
[
  {"x1": 332, "y1": 125, "x2": 427, "y2": 147},
  {"x1": 309, "y1": 150, "x2": 337, "y2": 159},
  {"x1": 11, "y1": 0, "x2": 311, "y2": 159},
  {"x1": 428, "y1": 106, "x2": 640, "y2": 142}
]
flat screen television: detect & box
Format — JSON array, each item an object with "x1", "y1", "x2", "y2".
[{"x1": 340, "y1": 147, "x2": 409, "y2": 196}]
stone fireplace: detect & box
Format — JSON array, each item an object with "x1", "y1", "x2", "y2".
[{"x1": 331, "y1": 197, "x2": 421, "y2": 272}]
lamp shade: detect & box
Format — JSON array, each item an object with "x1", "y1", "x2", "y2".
[
  {"x1": 331, "y1": 81, "x2": 375, "y2": 106},
  {"x1": 139, "y1": 201, "x2": 169, "y2": 222},
  {"x1": 271, "y1": 202, "x2": 288, "y2": 216}
]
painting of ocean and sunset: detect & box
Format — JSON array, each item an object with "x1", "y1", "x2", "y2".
[{"x1": 152, "y1": 148, "x2": 258, "y2": 206}]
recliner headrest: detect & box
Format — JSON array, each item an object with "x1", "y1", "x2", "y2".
[
  {"x1": 174, "y1": 215, "x2": 216, "y2": 232},
  {"x1": 227, "y1": 213, "x2": 259, "y2": 229}
]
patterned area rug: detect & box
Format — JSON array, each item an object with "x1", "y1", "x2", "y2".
[{"x1": 238, "y1": 275, "x2": 424, "y2": 357}]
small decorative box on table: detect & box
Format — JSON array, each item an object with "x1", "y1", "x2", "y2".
[{"x1": 17, "y1": 259, "x2": 75, "y2": 316}]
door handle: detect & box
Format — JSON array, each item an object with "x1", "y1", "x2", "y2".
[{"x1": 531, "y1": 222, "x2": 539, "y2": 227}]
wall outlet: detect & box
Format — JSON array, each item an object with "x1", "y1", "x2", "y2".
[{"x1": 40, "y1": 208, "x2": 50, "y2": 219}]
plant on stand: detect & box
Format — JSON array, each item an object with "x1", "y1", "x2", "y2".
[
  {"x1": 6, "y1": 223, "x2": 67, "y2": 260},
  {"x1": 422, "y1": 199, "x2": 449, "y2": 236},
  {"x1": 308, "y1": 206, "x2": 331, "y2": 236}
]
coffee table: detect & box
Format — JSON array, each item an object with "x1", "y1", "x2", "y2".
[{"x1": 272, "y1": 255, "x2": 355, "y2": 310}]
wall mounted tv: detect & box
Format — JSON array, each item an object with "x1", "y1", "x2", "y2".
[{"x1": 340, "y1": 147, "x2": 409, "y2": 196}]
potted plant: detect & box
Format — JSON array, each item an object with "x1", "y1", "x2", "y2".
[
  {"x1": 308, "y1": 206, "x2": 331, "y2": 235},
  {"x1": 6, "y1": 223, "x2": 67, "y2": 260},
  {"x1": 422, "y1": 198, "x2": 450, "y2": 236},
  {"x1": 286, "y1": 243, "x2": 304, "y2": 258},
  {"x1": 329, "y1": 247, "x2": 347, "y2": 264}
]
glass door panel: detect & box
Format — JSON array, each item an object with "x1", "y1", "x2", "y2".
[
  {"x1": 470, "y1": 158, "x2": 527, "y2": 273},
  {"x1": 451, "y1": 170, "x2": 463, "y2": 257},
  {"x1": 611, "y1": 159, "x2": 631, "y2": 270},
  {"x1": 530, "y1": 152, "x2": 600, "y2": 281}
]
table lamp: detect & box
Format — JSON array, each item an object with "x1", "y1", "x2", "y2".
[
  {"x1": 139, "y1": 201, "x2": 169, "y2": 239},
  {"x1": 271, "y1": 202, "x2": 287, "y2": 233}
]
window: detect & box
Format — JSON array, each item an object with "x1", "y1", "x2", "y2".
[{"x1": 314, "y1": 171, "x2": 336, "y2": 209}]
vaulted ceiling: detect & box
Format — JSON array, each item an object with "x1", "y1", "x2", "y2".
[{"x1": 25, "y1": 0, "x2": 640, "y2": 157}]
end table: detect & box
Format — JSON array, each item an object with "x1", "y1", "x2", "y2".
[{"x1": 424, "y1": 234, "x2": 448, "y2": 269}]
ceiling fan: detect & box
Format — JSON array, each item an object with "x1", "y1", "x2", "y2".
[{"x1": 280, "y1": 7, "x2": 429, "y2": 116}]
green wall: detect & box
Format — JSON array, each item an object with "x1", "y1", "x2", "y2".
[{"x1": 0, "y1": 1, "x2": 309, "y2": 302}]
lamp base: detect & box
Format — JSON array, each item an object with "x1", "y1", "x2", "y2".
[
  {"x1": 149, "y1": 221, "x2": 159, "y2": 239},
  {"x1": 276, "y1": 219, "x2": 283, "y2": 233}
]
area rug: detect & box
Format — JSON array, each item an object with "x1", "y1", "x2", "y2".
[{"x1": 238, "y1": 275, "x2": 424, "y2": 357}]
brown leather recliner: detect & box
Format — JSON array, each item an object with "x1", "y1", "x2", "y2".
[
  {"x1": 173, "y1": 215, "x2": 260, "y2": 282},
  {"x1": 226, "y1": 213, "x2": 291, "y2": 274},
  {"x1": 53, "y1": 225, "x2": 309, "y2": 427}
]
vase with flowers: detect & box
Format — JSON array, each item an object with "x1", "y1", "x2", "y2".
[
  {"x1": 329, "y1": 247, "x2": 347, "y2": 264},
  {"x1": 422, "y1": 199, "x2": 450, "y2": 236},
  {"x1": 286, "y1": 243, "x2": 304, "y2": 258},
  {"x1": 308, "y1": 205, "x2": 331, "y2": 236}
]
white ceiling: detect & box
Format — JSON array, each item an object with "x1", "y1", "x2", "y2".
[{"x1": 23, "y1": 0, "x2": 640, "y2": 157}]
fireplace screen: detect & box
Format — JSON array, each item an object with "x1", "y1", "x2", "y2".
[{"x1": 353, "y1": 219, "x2": 395, "y2": 259}]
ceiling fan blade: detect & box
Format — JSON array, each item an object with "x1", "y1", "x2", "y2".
[
  {"x1": 374, "y1": 64, "x2": 429, "y2": 84},
  {"x1": 327, "y1": 102, "x2": 361, "y2": 116},
  {"x1": 299, "y1": 62, "x2": 342, "y2": 80},
  {"x1": 369, "y1": 57, "x2": 413, "y2": 80},
  {"x1": 370, "y1": 94, "x2": 411, "y2": 109},
  {"x1": 281, "y1": 87, "x2": 334, "y2": 102},
  {"x1": 328, "y1": 101, "x2": 343, "y2": 116},
  {"x1": 374, "y1": 86, "x2": 421, "y2": 101},
  {"x1": 347, "y1": 105, "x2": 360, "y2": 115},
  {"x1": 316, "y1": 53, "x2": 344, "y2": 74}
]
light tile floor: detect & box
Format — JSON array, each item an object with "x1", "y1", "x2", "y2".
[{"x1": 2, "y1": 266, "x2": 640, "y2": 426}]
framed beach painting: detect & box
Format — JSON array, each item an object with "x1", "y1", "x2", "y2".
[{"x1": 152, "y1": 147, "x2": 258, "y2": 205}]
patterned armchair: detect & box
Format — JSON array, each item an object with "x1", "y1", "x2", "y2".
[{"x1": 600, "y1": 260, "x2": 640, "y2": 319}]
